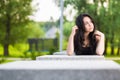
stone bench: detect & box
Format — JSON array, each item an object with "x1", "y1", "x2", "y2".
[
  {"x1": 36, "y1": 55, "x2": 105, "y2": 60},
  {"x1": 53, "y1": 51, "x2": 67, "y2": 55},
  {"x1": 0, "y1": 56, "x2": 120, "y2": 80}
]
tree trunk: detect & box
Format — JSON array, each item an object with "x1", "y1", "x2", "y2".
[
  {"x1": 3, "y1": 44, "x2": 9, "y2": 56},
  {"x1": 4, "y1": 13, "x2": 11, "y2": 56},
  {"x1": 117, "y1": 45, "x2": 120, "y2": 55},
  {"x1": 110, "y1": 32, "x2": 114, "y2": 55},
  {"x1": 117, "y1": 39, "x2": 120, "y2": 55},
  {"x1": 111, "y1": 44, "x2": 114, "y2": 55}
]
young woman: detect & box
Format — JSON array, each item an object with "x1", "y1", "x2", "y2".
[{"x1": 67, "y1": 13, "x2": 105, "y2": 56}]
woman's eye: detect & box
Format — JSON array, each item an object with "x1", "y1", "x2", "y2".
[
  {"x1": 84, "y1": 22, "x2": 89, "y2": 25},
  {"x1": 84, "y1": 21, "x2": 93, "y2": 25}
]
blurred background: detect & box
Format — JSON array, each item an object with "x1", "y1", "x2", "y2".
[{"x1": 0, "y1": 0, "x2": 120, "y2": 63}]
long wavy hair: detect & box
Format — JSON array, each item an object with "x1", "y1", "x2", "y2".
[{"x1": 74, "y1": 13, "x2": 97, "y2": 55}]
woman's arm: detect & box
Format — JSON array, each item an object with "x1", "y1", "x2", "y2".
[
  {"x1": 94, "y1": 30, "x2": 105, "y2": 56},
  {"x1": 67, "y1": 34, "x2": 74, "y2": 56},
  {"x1": 67, "y1": 26, "x2": 78, "y2": 56}
]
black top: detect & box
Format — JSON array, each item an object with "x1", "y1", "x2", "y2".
[{"x1": 75, "y1": 47, "x2": 96, "y2": 55}]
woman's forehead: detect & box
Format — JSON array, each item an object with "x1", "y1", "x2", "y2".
[{"x1": 83, "y1": 17, "x2": 91, "y2": 22}]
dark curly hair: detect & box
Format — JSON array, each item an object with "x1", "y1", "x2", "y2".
[{"x1": 74, "y1": 13, "x2": 97, "y2": 55}]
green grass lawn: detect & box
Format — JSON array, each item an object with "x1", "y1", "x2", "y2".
[
  {"x1": 114, "y1": 60, "x2": 120, "y2": 64},
  {"x1": 0, "y1": 44, "x2": 50, "y2": 57},
  {"x1": 105, "y1": 55, "x2": 120, "y2": 64},
  {"x1": 0, "y1": 59, "x2": 14, "y2": 64},
  {"x1": 0, "y1": 43, "x2": 120, "y2": 64}
]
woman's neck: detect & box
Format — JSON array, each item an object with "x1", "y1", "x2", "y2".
[
  {"x1": 83, "y1": 32, "x2": 90, "y2": 47},
  {"x1": 84, "y1": 32, "x2": 90, "y2": 40}
]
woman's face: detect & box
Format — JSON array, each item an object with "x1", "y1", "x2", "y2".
[{"x1": 83, "y1": 16, "x2": 94, "y2": 33}]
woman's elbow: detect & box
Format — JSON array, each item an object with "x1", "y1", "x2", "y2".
[
  {"x1": 67, "y1": 50, "x2": 73, "y2": 56},
  {"x1": 96, "y1": 50, "x2": 104, "y2": 56}
]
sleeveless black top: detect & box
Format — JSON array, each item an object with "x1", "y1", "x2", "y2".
[
  {"x1": 75, "y1": 46, "x2": 96, "y2": 55},
  {"x1": 74, "y1": 34, "x2": 97, "y2": 55}
]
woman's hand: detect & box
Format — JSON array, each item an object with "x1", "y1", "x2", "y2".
[
  {"x1": 94, "y1": 30, "x2": 104, "y2": 42},
  {"x1": 71, "y1": 25, "x2": 78, "y2": 36}
]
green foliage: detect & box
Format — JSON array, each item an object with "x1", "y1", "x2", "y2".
[
  {"x1": 0, "y1": 45, "x2": 3, "y2": 55},
  {"x1": 63, "y1": 21, "x2": 74, "y2": 39},
  {"x1": 0, "y1": 0, "x2": 33, "y2": 43},
  {"x1": 0, "y1": 0, "x2": 34, "y2": 55},
  {"x1": 26, "y1": 22, "x2": 45, "y2": 38},
  {"x1": 49, "y1": 47, "x2": 58, "y2": 55}
]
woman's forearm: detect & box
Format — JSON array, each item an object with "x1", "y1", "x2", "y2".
[
  {"x1": 67, "y1": 26, "x2": 78, "y2": 56},
  {"x1": 96, "y1": 33, "x2": 105, "y2": 55},
  {"x1": 67, "y1": 34, "x2": 74, "y2": 56}
]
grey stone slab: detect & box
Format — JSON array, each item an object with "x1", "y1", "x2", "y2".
[
  {"x1": 36, "y1": 55, "x2": 105, "y2": 60},
  {"x1": 0, "y1": 59, "x2": 120, "y2": 80},
  {"x1": 0, "y1": 60, "x2": 120, "y2": 69},
  {"x1": 0, "y1": 60, "x2": 120, "y2": 80},
  {"x1": 53, "y1": 51, "x2": 67, "y2": 55},
  {"x1": 0, "y1": 69, "x2": 120, "y2": 80}
]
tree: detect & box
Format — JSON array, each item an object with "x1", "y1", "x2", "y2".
[
  {"x1": 0, "y1": 0, "x2": 33, "y2": 56},
  {"x1": 27, "y1": 22, "x2": 45, "y2": 38}
]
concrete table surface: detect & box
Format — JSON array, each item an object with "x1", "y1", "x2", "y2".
[
  {"x1": 0, "y1": 56, "x2": 120, "y2": 80},
  {"x1": 36, "y1": 55, "x2": 105, "y2": 60}
]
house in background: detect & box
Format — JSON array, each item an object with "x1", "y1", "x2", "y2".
[{"x1": 45, "y1": 26, "x2": 59, "y2": 38}]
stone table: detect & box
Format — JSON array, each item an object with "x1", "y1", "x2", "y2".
[
  {"x1": 0, "y1": 56, "x2": 120, "y2": 80},
  {"x1": 36, "y1": 55, "x2": 105, "y2": 60}
]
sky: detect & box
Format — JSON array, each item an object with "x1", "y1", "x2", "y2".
[
  {"x1": 30, "y1": 0, "x2": 60, "y2": 22},
  {"x1": 29, "y1": 0, "x2": 77, "y2": 22}
]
